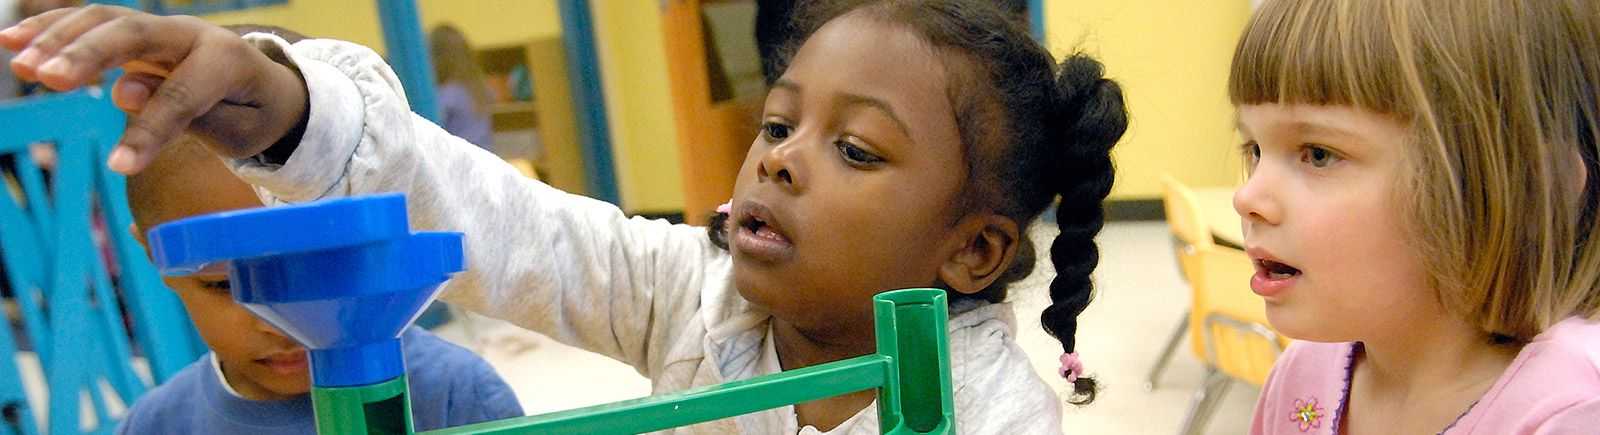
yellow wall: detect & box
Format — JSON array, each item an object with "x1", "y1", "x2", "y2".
[
  {"x1": 206, "y1": 0, "x2": 682, "y2": 213},
  {"x1": 202, "y1": 0, "x2": 561, "y2": 55},
  {"x1": 1044, "y1": 0, "x2": 1251, "y2": 199},
  {"x1": 419, "y1": 0, "x2": 562, "y2": 47},
  {"x1": 589, "y1": 2, "x2": 685, "y2": 213},
  {"x1": 203, "y1": 1, "x2": 383, "y2": 49}
]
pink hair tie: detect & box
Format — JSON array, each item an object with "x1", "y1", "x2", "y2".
[
  {"x1": 716, "y1": 200, "x2": 733, "y2": 215},
  {"x1": 1059, "y1": 352, "x2": 1085, "y2": 383}
]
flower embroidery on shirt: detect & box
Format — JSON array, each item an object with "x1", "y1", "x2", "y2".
[{"x1": 1290, "y1": 397, "x2": 1325, "y2": 432}]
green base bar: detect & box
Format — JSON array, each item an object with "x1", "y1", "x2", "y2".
[
  {"x1": 423, "y1": 355, "x2": 888, "y2": 435},
  {"x1": 421, "y1": 289, "x2": 955, "y2": 435},
  {"x1": 312, "y1": 375, "x2": 414, "y2": 435}
]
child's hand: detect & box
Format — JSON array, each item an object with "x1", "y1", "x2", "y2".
[{"x1": 0, "y1": 5, "x2": 308, "y2": 174}]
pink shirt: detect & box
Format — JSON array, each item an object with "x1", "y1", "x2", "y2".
[{"x1": 1252, "y1": 317, "x2": 1600, "y2": 435}]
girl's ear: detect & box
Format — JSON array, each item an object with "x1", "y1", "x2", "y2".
[{"x1": 938, "y1": 214, "x2": 1021, "y2": 294}]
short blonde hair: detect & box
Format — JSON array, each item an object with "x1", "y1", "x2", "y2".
[{"x1": 1229, "y1": 0, "x2": 1600, "y2": 341}]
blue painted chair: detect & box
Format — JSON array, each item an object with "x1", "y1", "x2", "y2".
[{"x1": 0, "y1": 88, "x2": 205, "y2": 435}]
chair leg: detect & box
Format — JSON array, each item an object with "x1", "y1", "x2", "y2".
[
  {"x1": 1193, "y1": 373, "x2": 1234, "y2": 432},
  {"x1": 1176, "y1": 368, "x2": 1231, "y2": 435},
  {"x1": 1145, "y1": 309, "x2": 1190, "y2": 391}
]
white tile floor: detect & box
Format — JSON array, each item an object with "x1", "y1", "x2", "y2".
[{"x1": 430, "y1": 221, "x2": 1259, "y2": 434}]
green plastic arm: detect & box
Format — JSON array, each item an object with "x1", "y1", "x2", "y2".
[{"x1": 425, "y1": 355, "x2": 891, "y2": 434}]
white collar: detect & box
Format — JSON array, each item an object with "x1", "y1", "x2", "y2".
[{"x1": 208, "y1": 353, "x2": 248, "y2": 399}]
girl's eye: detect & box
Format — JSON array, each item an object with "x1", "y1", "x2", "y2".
[
  {"x1": 761, "y1": 122, "x2": 792, "y2": 142},
  {"x1": 836, "y1": 141, "x2": 884, "y2": 166},
  {"x1": 1300, "y1": 145, "x2": 1341, "y2": 168}
]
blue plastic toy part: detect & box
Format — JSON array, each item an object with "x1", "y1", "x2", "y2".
[
  {"x1": 147, "y1": 193, "x2": 411, "y2": 276},
  {"x1": 147, "y1": 193, "x2": 466, "y2": 387}
]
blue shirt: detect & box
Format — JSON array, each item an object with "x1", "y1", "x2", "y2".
[{"x1": 116, "y1": 327, "x2": 522, "y2": 434}]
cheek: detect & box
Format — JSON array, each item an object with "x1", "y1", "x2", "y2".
[
  {"x1": 813, "y1": 189, "x2": 952, "y2": 279},
  {"x1": 732, "y1": 144, "x2": 769, "y2": 192},
  {"x1": 1302, "y1": 196, "x2": 1430, "y2": 316},
  {"x1": 179, "y1": 296, "x2": 262, "y2": 355}
]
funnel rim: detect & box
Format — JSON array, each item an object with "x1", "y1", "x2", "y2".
[{"x1": 148, "y1": 194, "x2": 410, "y2": 274}]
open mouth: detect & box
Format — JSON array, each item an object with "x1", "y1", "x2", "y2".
[
  {"x1": 732, "y1": 201, "x2": 795, "y2": 262},
  {"x1": 740, "y1": 213, "x2": 787, "y2": 243},
  {"x1": 1247, "y1": 247, "x2": 1301, "y2": 297},
  {"x1": 1255, "y1": 258, "x2": 1302, "y2": 279}
]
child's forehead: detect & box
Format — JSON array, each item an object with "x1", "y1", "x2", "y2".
[
  {"x1": 796, "y1": 17, "x2": 937, "y2": 70},
  {"x1": 146, "y1": 185, "x2": 264, "y2": 229},
  {"x1": 785, "y1": 15, "x2": 960, "y2": 116},
  {"x1": 136, "y1": 150, "x2": 265, "y2": 224}
]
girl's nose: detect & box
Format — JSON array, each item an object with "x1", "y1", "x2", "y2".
[
  {"x1": 757, "y1": 140, "x2": 806, "y2": 194},
  {"x1": 1234, "y1": 165, "x2": 1282, "y2": 228}
]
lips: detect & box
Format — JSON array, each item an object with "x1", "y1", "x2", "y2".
[
  {"x1": 1247, "y1": 247, "x2": 1301, "y2": 298},
  {"x1": 731, "y1": 200, "x2": 796, "y2": 263},
  {"x1": 256, "y1": 350, "x2": 308, "y2": 375}
]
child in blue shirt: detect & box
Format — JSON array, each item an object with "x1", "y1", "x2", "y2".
[{"x1": 117, "y1": 134, "x2": 524, "y2": 434}]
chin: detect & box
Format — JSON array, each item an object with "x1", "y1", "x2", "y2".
[
  {"x1": 731, "y1": 266, "x2": 838, "y2": 328},
  {"x1": 731, "y1": 266, "x2": 778, "y2": 309},
  {"x1": 269, "y1": 381, "x2": 311, "y2": 397},
  {"x1": 1265, "y1": 303, "x2": 1351, "y2": 343}
]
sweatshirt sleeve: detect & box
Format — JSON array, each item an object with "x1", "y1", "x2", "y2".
[{"x1": 224, "y1": 33, "x2": 722, "y2": 376}]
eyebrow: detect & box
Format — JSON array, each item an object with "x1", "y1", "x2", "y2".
[
  {"x1": 1293, "y1": 121, "x2": 1361, "y2": 139},
  {"x1": 1234, "y1": 118, "x2": 1363, "y2": 143},
  {"x1": 772, "y1": 79, "x2": 913, "y2": 137}
]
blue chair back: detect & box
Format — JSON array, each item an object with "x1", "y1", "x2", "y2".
[{"x1": 0, "y1": 88, "x2": 205, "y2": 435}]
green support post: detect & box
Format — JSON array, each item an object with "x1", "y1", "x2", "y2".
[
  {"x1": 312, "y1": 375, "x2": 415, "y2": 434},
  {"x1": 872, "y1": 289, "x2": 956, "y2": 433}
]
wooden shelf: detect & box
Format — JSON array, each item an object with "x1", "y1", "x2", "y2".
[
  {"x1": 472, "y1": 37, "x2": 587, "y2": 196},
  {"x1": 491, "y1": 102, "x2": 539, "y2": 131},
  {"x1": 492, "y1": 101, "x2": 538, "y2": 115}
]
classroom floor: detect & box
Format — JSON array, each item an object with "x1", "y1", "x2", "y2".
[{"x1": 430, "y1": 221, "x2": 1258, "y2": 434}]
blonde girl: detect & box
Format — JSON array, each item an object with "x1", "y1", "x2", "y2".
[{"x1": 1230, "y1": 1, "x2": 1600, "y2": 434}]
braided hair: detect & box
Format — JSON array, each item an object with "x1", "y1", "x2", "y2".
[{"x1": 711, "y1": 0, "x2": 1125, "y2": 404}]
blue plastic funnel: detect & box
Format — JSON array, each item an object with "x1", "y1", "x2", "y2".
[{"x1": 147, "y1": 193, "x2": 464, "y2": 387}]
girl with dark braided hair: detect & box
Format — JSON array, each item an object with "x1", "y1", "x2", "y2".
[{"x1": 711, "y1": 0, "x2": 1127, "y2": 416}]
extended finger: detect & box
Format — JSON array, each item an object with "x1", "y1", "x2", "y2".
[
  {"x1": 9, "y1": 6, "x2": 137, "y2": 82},
  {"x1": 35, "y1": 14, "x2": 201, "y2": 91}
]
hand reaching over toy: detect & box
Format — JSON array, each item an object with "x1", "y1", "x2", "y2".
[{"x1": 0, "y1": 5, "x2": 308, "y2": 174}]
